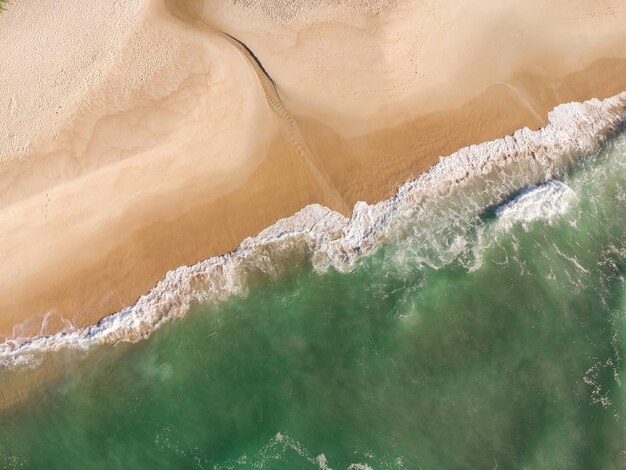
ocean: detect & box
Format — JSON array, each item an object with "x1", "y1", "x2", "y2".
[{"x1": 0, "y1": 99, "x2": 624, "y2": 468}]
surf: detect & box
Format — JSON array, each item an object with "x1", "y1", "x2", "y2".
[{"x1": 1, "y1": 92, "x2": 624, "y2": 369}]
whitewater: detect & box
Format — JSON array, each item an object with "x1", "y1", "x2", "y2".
[{"x1": 1, "y1": 92, "x2": 625, "y2": 368}]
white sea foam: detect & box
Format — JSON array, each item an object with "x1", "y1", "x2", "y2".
[
  {"x1": 495, "y1": 180, "x2": 576, "y2": 230},
  {"x1": 217, "y1": 432, "x2": 385, "y2": 469},
  {"x1": 1, "y1": 92, "x2": 625, "y2": 368}
]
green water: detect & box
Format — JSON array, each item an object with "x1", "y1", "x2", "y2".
[{"x1": 1, "y1": 131, "x2": 625, "y2": 469}]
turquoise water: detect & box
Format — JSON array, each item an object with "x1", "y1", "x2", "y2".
[{"x1": 0, "y1": 130, "x2": 625, "y2": 469}]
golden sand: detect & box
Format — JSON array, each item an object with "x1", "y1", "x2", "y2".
[{"x1": 0, "y1": 0, "x2": 625, "y2": 338}]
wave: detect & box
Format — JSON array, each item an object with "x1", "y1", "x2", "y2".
[
  {"x1": 1, "y1": 92, "x2": 625, "y2": 368},
  {"x1": 495, "y1": 180, "x2": 576, "y2": 230}
]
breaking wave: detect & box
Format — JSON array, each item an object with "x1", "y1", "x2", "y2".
[
  {"x1": 1, "y1": 92, "x2": 625, "y2": 368},
  {"x1": 495, "y1": 180, "x2": 576, "y2": 230}
]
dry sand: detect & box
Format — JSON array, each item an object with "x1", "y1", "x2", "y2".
[{"x1": 0, "y1": 0, "x2": 625, "y2": 338}]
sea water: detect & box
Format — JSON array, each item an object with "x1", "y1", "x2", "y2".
[{"x1": 0, "y1": 127, "x2": 624, "y2": 468}]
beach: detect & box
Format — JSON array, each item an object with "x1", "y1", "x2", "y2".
[
  {"x1": 1, "y1": 0, "x2": 626, "y2": 340},
  {"x1": 1, "y1": 1, "x2": 626, "y2": 463},
  {"x1": 2, "y1": 97, "x2": 626, "y2": 467}
]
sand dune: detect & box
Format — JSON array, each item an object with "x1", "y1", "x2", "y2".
[{"x1": 0, "y1": 0, "x2": 625, "y2": 338}]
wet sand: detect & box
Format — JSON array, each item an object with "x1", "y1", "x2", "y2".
[{"x1": 0, "y1": 0, "x2": 625, "y2": 338}]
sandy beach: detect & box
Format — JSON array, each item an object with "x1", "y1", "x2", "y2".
[{"x1": 1, "y1": 0, "x2": 625, "y2": 339}]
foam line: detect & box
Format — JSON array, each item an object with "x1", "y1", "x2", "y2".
[{"x1": 1, "y1": 92, "x2": 625, "y2": 368}]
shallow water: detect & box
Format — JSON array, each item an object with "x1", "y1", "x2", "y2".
[{"x1": 0, "y1": 130, "x2": 625, "y2": 469}]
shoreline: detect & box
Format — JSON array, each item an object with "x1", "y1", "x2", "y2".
[
  {"x1": 1, "y1": 0, "x2": 626, "y2": 343},
  {"x1": 1, "y1": 91, "x2": 624, "y2": 369}
]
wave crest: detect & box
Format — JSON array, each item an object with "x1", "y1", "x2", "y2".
[{"x1": 495, "y1": 180, "x2": 576, "y2": 230}]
